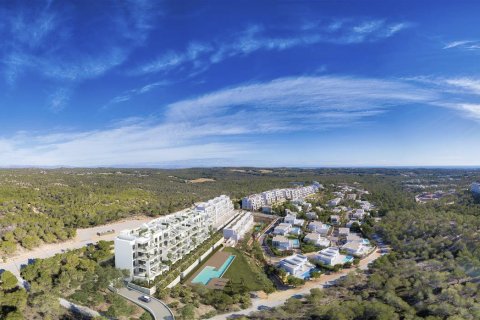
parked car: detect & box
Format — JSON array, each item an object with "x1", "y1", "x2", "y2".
[{"x1": 139, "y1": 295, "x2": 151, "y2": 303}]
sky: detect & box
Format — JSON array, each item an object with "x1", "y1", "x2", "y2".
[{"x1": 1, "y1": 0, "x2": 480, "y2": 167}]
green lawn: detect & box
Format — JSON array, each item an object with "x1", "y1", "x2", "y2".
[{"x1": 222, "y1": 247, "x2": 273, "y2": 292}]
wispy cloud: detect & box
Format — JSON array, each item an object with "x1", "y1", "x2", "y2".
[
  {"x1": 0, "y1": 0, "x2": 157, "y2": 110},
  {"x1": 48, "y1": 88, "x2": 72, "y2": 113},
  {"x1": 443, "y1": 40, "x2": 480, "y2": 50},
  {"x1": 6, "y1": 73, "x2": 480, "y2": 167},
  {"x1": 102, "y1": 80, "x2": 170, "y2": 109},
  {"x1": 132, "y1": 18, "x2": 411, "y2": 76}
]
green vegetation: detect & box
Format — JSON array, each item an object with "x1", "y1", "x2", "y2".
[
  {"x1": 18, "y1": 241, "x2": 140, "y2": 319},
  {"x1": 223, "y1": 247, "x2": 274, "y2": 292},
  {"x1": 1, "y1": 167, "x2": 480, "y2": 319},
  {"x1": 0, "y1": 271, "x2": 28, "y2": 320},
  {"x1": 250, "y1": 173, "x2": 480, "y2": 320}
]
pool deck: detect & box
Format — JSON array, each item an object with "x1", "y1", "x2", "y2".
[{"x1": 187, "y1": 250, "x2": 232, "y2": 288}]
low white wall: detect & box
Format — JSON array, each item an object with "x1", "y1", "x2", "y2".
[{"x1": 127, "y1": 282, "x2": 156, "y2": 295}]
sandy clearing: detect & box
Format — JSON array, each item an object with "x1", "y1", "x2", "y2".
[{"x1": 1, "y1": 215, "x2": 151, "y2": 277}]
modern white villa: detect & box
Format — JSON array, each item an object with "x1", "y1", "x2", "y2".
[
  {"x1": 272, "y1": 235, "x2": 299, "y2": 250},
  {"x1": 114, "y1": 195, "x2": 235, "y2": 282},
  {"x1": 342, "y1": 241, "x2": 371, "y2": 257},
  {"x1": 223, "y1": 210, "x2": 254, "y2": 242},
  {"x1": 327, "y1": 197, "x2": 342, "y2": 207},
  {"x1": 306, "y1": 211, "x2": 318, "y2": 220},
  {"x1": 273, "y1": 222, "x2": 292, "y2": 235},
  {"x1": 342, "y1": 233, "x2": 373, "y2": 257},
  {"x1": 241, "y1": 183, "x2": 321, "y2": 210},
  {"x1": 284, "y1": 213, "x2": 305, "y2": 226},
  {"x1": 307, "y1": 221, "x2": 330, "y2": 235},
  {"x1": 314, "y1": 247, "x2": 348, "y2": 266},
  {"x1": 278, "y1": 254, "x2": 315, "y2": 279},
  {"x1": 303, "y1": 233, "x2": 330, "y2": 247}
]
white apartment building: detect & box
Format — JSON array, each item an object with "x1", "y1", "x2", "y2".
[
  {"x1": 471, "y1": 182, "x2": 480, "y2": 194},
  {"x1": 115, "y1": 195, "x2": 235, "y2": 282},
  {"x1": 241, "y1": 183, "x2": 321, "y2": 210},
  {"x1": 223, "y1": 211, "x2": 254, "y2": 241}
]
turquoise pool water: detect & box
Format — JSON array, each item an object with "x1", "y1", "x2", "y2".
[
  {"x1": 301, "y1": 267, "x2": 320, "y2": 279},
  {"x1": 192, "y1": 255, "x2": 236, "y2": 285},
  {"x1": 291, "y1": 239, "x2": 300, "y2": 248},
  {"x1": 290, "y1": 227, "x2": 301, "y2": 234},
  {"x1": 363, "y1": 239, "x2": 371, "y2": 245},
  {"x1": 343, "y1": 255, "x2": 354, "y2": 263}
]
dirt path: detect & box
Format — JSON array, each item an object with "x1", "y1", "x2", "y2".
[{"x1": 1, "y1": 216, "x2": 151, "y2": 277}]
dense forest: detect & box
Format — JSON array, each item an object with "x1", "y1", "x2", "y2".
[
  {"x1": 250, "y1": 191, "x2": 480, "y2": 319},
  {"x1": 1, "y1": 167, "x2": 479, "y2": 319},
  {"x1": 1, "y1": 167, "x2": 452, "y2": 255}
]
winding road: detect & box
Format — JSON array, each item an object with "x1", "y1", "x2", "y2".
[{"x1": 117, "y1": 287, "x2": 175, "y2": 320}]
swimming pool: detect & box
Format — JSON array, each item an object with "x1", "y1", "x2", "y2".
[
  {"x1": 343, "y1": 255, "x2": 354, "y2": 263},
  {"x1": 192, "y1": 255, "x2": 236, "y2": 285},
  {"x1": 291, "y1": 239, "x2": 300, "y2": 248},
  {"x1": 301, "y1": 267, "x2": 320, "y2": 279},
  {"x1": 362, "y1": 239, "x2": 371, "y2": 245}
]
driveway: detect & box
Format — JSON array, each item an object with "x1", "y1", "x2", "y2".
[{"x1": 117, "y1": 287, "x2": 175, "y2": 320}]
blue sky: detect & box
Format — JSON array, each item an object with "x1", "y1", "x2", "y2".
[{"x1": 1, "y1": 0, "x2": 480, "y2": 167}]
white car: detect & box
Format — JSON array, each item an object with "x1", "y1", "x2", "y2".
[{"x1": 139, "y1": 295, "x2": 151, "y2": 303}]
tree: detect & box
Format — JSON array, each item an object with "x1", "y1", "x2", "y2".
[
  {"x1": 1, "y1": 271, "x2": 19, "y2": 290},
  {"x1": 180, "y1": 303, "x2": 195, "y2": 320}
]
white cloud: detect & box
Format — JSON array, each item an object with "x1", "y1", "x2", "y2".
[
  {"x1": 445, "y1": 78, "x2": 480, "y2": 95},
  {"x1": 132, "y1": 18, "x2": 411, "y2": 76},
  {"x1": 443, "y1": 40, "x2": 480, "y2": 50},
  {"x1": 102, "y1": 80, "x2": 170, "y2": 109},
  {"x1": 2, "y1": 74, "x2": 479, "y2": 167},
  {"x1": 0, "y1": 1, "x2": 157, "y2": 110}
]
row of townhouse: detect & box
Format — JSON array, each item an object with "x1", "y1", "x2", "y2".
[
  {"x1": 114, "y1": 195, "x2": 235, "y2": 282},
  {"x1": 241, "y1": 182, "x2": 322, "y2": 210},
  {"x1": 223, "y1": 211, "x2": 254, "y2": 242}
]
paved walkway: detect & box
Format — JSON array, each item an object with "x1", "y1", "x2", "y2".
[
  {"x1": 210, "y1": 246, "x2": 388, "y2": 320},
  {"x1": 0, "y1": 216, "x2": 151, "y2": 277},
  {"x1": 117, "y1": 287, "x2": 175, "y2": 320}
]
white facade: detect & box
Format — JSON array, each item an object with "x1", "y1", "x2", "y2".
[
  {"x1": 273, "y1": 223, "x2": 292, "y2": 235},
  {"x1": 342, "y1": 241, "x2": 371, "y2": 257},
  {"x1": 328, "y1": 198, "x2": 342, "y2": 207},
  {"x1": 241, "y1": 184, "x2": 320, "y2": 210},
  {"x1": 278, "y1": 254, "x2": 314, "y2": 279},
  {"x1": 223, "y1": 211, "x2": 254, "y2": 241},
  {"x1": 306, "y1": 212, "x2": 318, "y2": 220},
  {"x1": 308, "y1": 221, "x2": 330, "y2": 235},
  {"x1": 115, "y1": 195, "x2": 235, "y2": 282},
  {"x1": 303, "y1": 233, "x2": 330, "y2": 247},
  {"x1": 314, "y1": 247, "x2": 345, "y2": 266},
  {"x1": 472, "y1": 182, "x2": 480, "y2": 194},
  {"x1": 272, "y1": 235, "x2": 292, "y2": 250},
  {"x1": 284, "y1": 213, "x2": 305, "y2": 226}
]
